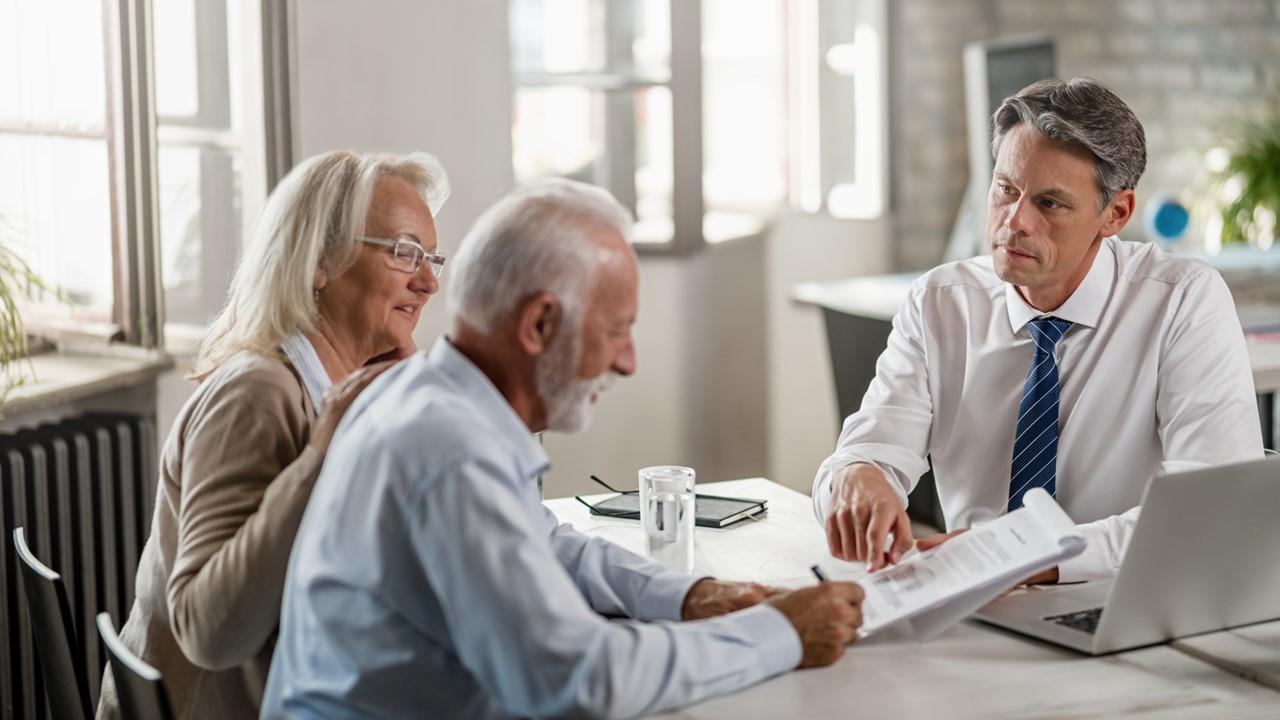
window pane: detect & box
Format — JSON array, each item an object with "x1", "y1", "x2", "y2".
[
  {"x1": 155, "y1": 0, "x2": 253, "y2": 335},
  {"x1": 513, "y1": 86, "x2": 598, "y2": 179},
  {"x1": 0, "y1": 134, "x2": 113, "y2": 315},
  {"x1": 634, "y1": 86, "x2": 672, "y2": 243},
  {"x1": 0, "y1": 0, "x2": 106, "y2": 131},
  {"x1": 513, "y1": 85, "x2": 673, "y2": 243},
  {"x1": 157, "y1": 145, "x2": 242, "y2": 325},
  {"x1": 510, "y1": 0, "x2": 669, "y2": 76},
  {"x1": 821, "y1": 0, "x2": 865, "y2": 193},
  {"x1": 153, "y1": 0, "x2": 200, "y2": 118},
  {"x1": 702, "y1": 0, "x2": 786, "y2": 241}
]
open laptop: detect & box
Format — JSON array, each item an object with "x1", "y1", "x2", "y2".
[{"x1": 975, "y1": 456, "x2": 1280, "y2": 655}]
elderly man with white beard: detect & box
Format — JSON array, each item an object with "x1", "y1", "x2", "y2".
[{"x1": 260, "y1": 179, "x2": 865, "y2": 720}]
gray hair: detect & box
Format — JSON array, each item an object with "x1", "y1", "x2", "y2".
[
  {"x1": 193, "y1": 149, "x2": 449, "y2": 379},
  {"x1": 992, "y1": 77, "x2": 1146, "y2": 210},
  {"x1": 446, "y1": 178, "x2": 632, "y2": 335}
]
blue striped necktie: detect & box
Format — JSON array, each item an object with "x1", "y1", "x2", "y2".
[{"x1": 1008, "y1": 317, "x2": 1072, "y2": 511}]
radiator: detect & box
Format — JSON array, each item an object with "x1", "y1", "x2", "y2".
[{"x1": 0, "y1": 413, "x2": 157, "y2": 720}]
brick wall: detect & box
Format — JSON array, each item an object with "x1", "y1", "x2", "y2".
[{"x1": 890, "y1": 0, "x2": 1280, "y2": 270}]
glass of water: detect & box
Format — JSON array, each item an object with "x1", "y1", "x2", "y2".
[{"x1": 639, "y1": 465, "x2": 696, "y2": 574}]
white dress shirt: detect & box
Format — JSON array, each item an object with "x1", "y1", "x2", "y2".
[
  {"x1": 261, "y1": 339, "x2": 801, "y2": 719},
  {"x1": 813, "y1": 237, "x2": 1263, "y2": 582}
]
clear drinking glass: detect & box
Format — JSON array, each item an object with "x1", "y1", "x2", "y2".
[{"x1": 639, "y1": 465, "x2": 695, "y2": 574}]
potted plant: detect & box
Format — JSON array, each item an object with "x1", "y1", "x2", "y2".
[
  {"x1": 0, "y1": 215, "x2": 46, "y2": 406},
  {"x1": 1212, "y1": 110, "x2": 1280, "y2": 250}
]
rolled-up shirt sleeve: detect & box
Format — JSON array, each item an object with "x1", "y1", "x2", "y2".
[
  {"x1": 413, "y1": 456, "x2": 801, "y2": 719},
  {"x1": 813, "y1": 284, "x2": 934, "y2": 523}
]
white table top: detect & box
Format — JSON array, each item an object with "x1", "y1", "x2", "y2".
[
  {"x1": 792, "y1": 274, "x2": 1280, "y2": 394},
  {"x1": 1175, "y1": 622, "x2": 1280, "y2": 693},
  {"x1": 545, "y1": 478, "x2": 1280, "y2": 719}
]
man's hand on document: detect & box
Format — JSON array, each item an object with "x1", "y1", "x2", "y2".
[
  {"x1": 767, "y1": 583, "x2": 866, "y2": 667},
  {"x1": 916, "y1": 528, "x2": 1059, "y2": 585},
  {"x1": 681, "y1": 579, "x2": 781, "y2": 620},
  {"x1": 826, "y1": 463, "x2": 914, "y2": 571}
]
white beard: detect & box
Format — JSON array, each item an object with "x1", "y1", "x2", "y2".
[{"x1": 536, "y1": 330, "x2": 616, "y2": 433}]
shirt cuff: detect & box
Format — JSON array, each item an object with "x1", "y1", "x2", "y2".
[
  {"x1": 1057, "y1": 521, "x2": 1119, "y2": 583},
  {"x1": 637, "y1": 571, "x2": 706, "y2": 622},
  {"x1": 707, "y1": 604, "x2": 803, "y2": 676},
  {"x1": 813, "y1": 457, "x2": 910, "y2": 523}
]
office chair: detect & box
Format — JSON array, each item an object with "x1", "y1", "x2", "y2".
[
  {"x1": 12, "y1": 527, "x2": 94, "y2": 720},
  {"x1": 97, "y1": 612, "x2": 177, "y2": 720}
]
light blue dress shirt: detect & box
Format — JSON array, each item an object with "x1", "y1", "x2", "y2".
[{"x1": 261, "y1": 339, "x2": 801, "y2": 719}]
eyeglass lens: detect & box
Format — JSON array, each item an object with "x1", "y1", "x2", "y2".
[{"x1": 391, "y1": 241, "x2": 444, "y2": 277}]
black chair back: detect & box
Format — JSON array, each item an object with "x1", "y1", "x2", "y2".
[
  {"x1": 12, "y1": 526, "x2": 93, "y2": 720},
  {"x1": 96, "y1": 612, "x2": 176, "y2": 720}
]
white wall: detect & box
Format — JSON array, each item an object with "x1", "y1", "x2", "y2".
[
  {"x1": 765, "y1": 212, "x2": 894, "y2": 494},
  {"x1": 293, "y1": 0, "x2": 516, "y2": 352},
  {"x1": 542, "y1": 235, "x2": 772, "y2": 496}
]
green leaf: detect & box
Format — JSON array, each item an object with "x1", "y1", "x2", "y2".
[{"x1": 0, "y1": 214, "x2": 50, "y2": 408}]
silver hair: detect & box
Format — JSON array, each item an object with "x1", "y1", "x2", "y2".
[
  {"x1": 193, "y1": 149, "x2": 449, "y2": 379},
  {"x1": 446, "y1": 178, "x2": 633, "y2": 335},
  {"x1": 992, "y1": 77, "x2": 1146, "y2": 210}
]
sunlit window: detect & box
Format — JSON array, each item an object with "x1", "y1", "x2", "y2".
[
  {"x1": 508, "y1": 0, "x2": 886, "y2": 251},
  {"x1": 0, "y1": 0, "x2": 114, "y2": 318},
  {"x1": 511, "y1": 0, "x2": 675, "y2": 244},
  {"x1": 154, "y1": 0, "x2": 264, "y2": 330},
  {"x1": 0, "y1": 0, "x2": 270, "y2": 344},
  {"x1": 702, "y1": 0, "x2": 788, "y2": 242},
  {"x1": 814, "y1": 0, "x2": 887, "y2": 220}
]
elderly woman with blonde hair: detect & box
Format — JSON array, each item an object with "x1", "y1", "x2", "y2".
[{"x1": 96, "y1": 150, "x2": 450, "y2": 719}]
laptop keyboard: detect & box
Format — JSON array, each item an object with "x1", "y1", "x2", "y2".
[{"x1": 1044, "y1": 607, "x2": 1103, "y2": 634}]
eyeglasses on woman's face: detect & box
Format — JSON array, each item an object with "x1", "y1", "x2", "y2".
[{"x1": 358, "y1": 236, "x2": 446, "y2": 278}]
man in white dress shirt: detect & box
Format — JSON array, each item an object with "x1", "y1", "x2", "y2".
[
  {"x1": 814, "y1": 78, "x2": 1263, "y2": 583},
  {"x1": 263, "y1": 179, "x2": 865, "y2": 719}
]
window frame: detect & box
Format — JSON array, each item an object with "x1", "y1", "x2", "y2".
[
  {"x1": 817, "y1": 0, "x2": 889, "y2": 220},
  {"x1": 509, "y1": 0, "x2": 702, "y2": 256},
  {"x1": 0, "y1": 1, "x2": 122, "y2": 336},
  {"x1": 8, "y1": 0, "x2": 293, "y2": 352},
  {"x1": 508, "y1": 0, "x2": 888, "y2": 257},
  {"x1": 106, "y1": 0, "x2": 163, "y2": 347}
]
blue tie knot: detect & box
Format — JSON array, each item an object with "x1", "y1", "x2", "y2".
[{"x1": 1028, "y1": 317, "x2": 1072, "y2": 348}]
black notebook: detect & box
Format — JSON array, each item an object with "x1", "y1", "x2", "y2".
[{"x1": 583, "y1": 492, "x2": 767, "y2": 528}]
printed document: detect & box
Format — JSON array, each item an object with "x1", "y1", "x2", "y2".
[{"x1": 818, "y1": 488, "x2": 1086, "y2": 640}]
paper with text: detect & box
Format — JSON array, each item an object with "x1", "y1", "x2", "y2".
[{"x1": 819, "y1": 488, "x2": 1085, "y2": 640}]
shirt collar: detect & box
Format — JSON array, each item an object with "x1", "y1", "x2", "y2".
[
  {"x1": 279, "y1": 332, "x2": 332, "y2": 413},
  {"x1": 1005, "y1": 236, "x2": 1115, "y2": 334},
  {"x1": 426, "y1": 337, "x2": 550, "y2": 479}
]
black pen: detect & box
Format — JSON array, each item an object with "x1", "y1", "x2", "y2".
[{"x1": 810, "y1": 564, "x2": 828, "y2": 583}]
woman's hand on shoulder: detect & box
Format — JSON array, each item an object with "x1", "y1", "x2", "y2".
[{"x1": 309, "y1": 361, "x2": 396, "y2": 453}]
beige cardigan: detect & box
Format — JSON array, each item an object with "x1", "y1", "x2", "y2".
[{"x1": 97, "y1": 352, "x2": 323, "y2": 719}]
